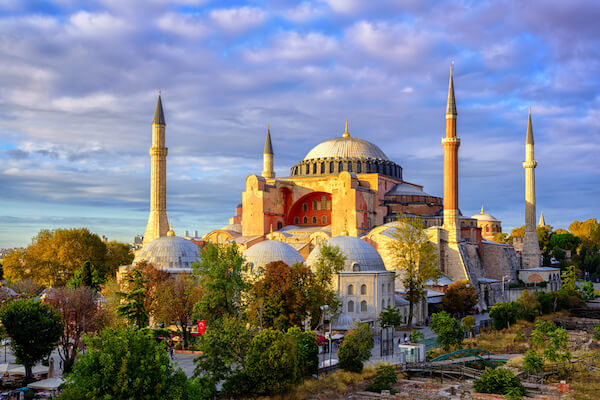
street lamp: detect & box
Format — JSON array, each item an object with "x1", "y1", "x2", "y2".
[{"x1": 320, "y1": 305, "x2": 328, "y2": 371}]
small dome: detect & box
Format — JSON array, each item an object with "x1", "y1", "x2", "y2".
[
  {"x1": 243, "y1": 240, "x2": 305, "y2": 271},
  {"x1": 471, "y1": 205, "x2": 499, "y2": 222},
  {"x1": 331, "y1": 312, "x2": 357, "y2": 330},
  {"x1": 306, "y1": 236, "x2": 387, "y2": 272},
  {"x1": 133, "y1": 236, "x2": 200, "y2": 271},
  {"x1": 304, "y1": 136, "x2": 389, "y2": 161}
]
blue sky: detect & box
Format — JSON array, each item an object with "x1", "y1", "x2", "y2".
[{"x1": 0, "y1": 0, "x2": 599, "y2": 247}]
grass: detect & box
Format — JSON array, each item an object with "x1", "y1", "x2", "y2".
[{"x1": 463, "y1": 320, "x2": 534, "y2": 354}]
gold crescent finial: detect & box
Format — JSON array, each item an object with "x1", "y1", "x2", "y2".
[
  {"x1": 158, "y1": 88, "x2": 161, "y2": 96},
  {"x1": 343, "y1": 120, "x2": 350, "y2": 137}
]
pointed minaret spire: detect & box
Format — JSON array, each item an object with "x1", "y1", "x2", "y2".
[
  {"x1": 481, "y1": 204, "x2": 485, "y2": 214},
  {"x1": 526, "y1": 106, "x2": 534, "y2": 145},
  {"x1": 343, "y1": 120, "x2": 350, "y2": 138},
  {"x1": 262, "y1": 123, "x2": 275, "y2": 179},
  {"x1": 446, "y1": 64, "x2": 457, "y2": 117},
  {"x1": 153, "y1": 90, "x2": 166, "y2": 126},
  {"x1": 538, "y1": 211, "x2": 546, "y2": 227}
]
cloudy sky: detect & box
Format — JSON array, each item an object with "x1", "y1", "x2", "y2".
[{"x1": 0, "y1": 0, "x2": 598, "y2": 247}]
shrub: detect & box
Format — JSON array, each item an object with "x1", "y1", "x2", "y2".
[
  {"x1": 515, "y1": 289, "x2": 540, "y2": 322},
  {"x1": 366, "y1": 364, "x2": 397, "y2": 393},
  {"x1": 430, "y1": 311, "x2": 463, "y2": 351},
  {"x1": 594, "y1": 323, "x2": 600, "y2": 341},
  {"x1": 489, "y1": 302, "x2": 519, "y2": 330},
  {"x1": 473, "y1": 368, "x2": 525, "y2": 398},
  {"x1": 287, "y1": 327, "x2": 319, "y2": 377},
  {"x1": 523, "y1": 349, "x2": 543, "y2": 373},
  {"x1": 410, "y1": 329, "x2": 424, "y2": 343},
  {"x1": 338, "y1": 322, "x2": 374, "y2": 373},
  {"x1": 531, "y1": 320, "x2": 570, "y2": 362},
  {"x1": 188, "y1": 376, "x2": 217, "y2": 400},
  {"x1": 461, "y1": 315, "x2": 476, "y2": 337}
]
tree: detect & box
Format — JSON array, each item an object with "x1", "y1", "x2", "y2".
[
  {"x1": 387, "y1": 216, "x2": 440, "y2": 329},
  {"x1": 560, "y1": 265, "x2": 579, "y2": 296},
  {"x1": 366, "y1": 364, "x2": 398, "y2": 393},
  {"x1": 286, "y1": 327, "x2": 318, "y2": 377},
  {"x1": 154, "y1": 274, "x2": 203, "y2": 349},
  {"x1": 312, "y1": 243, "x2": 346, "y2": 285},
  {"x1": 46, "y1": 287, "x2": 107, "y2": 373},
  {"x1": 116, "y1": 268, "x2": 149, "y2": 329},
  {"x1": 581, "y1": 280, "x2": 596, "y2": 300},
  {"x1": 378, "y1": 306, "x2": 403, "y2": 328},
  {"x1": 243, "y1": 329, "x2": 300, "y2": 396},
  {"x1": 410, "y1": 329, "x2": 425, "y2": 343},
  {"x1": 550, "y1": 233, "x2": 581, "y2": 253},
  {"x1": 338, "y1": 322, "x2": 374, "y2": 373},
  {"x1": 473, "y1": 368, "x2": 525, "y2": 398},
  {"x1": 192, "y1": 243, "x2": 249, "y2": 325},
  {"x1": 569, "y1": 219, "x2": 600, "y2": 249},
  {"x1": 515, "y1": 289, "x2": 540, "y2": 321},
  {"x1": 489, "y1": 302, "x2": 519, "y2": 330},
  {"x1": 492, "y1": 232, "x2": 511, "y2": 244},
  {"x1": 68, "y1": 261, "x2": 104, "y2": 291},
  {"x1": 105, "y1": 241, "x2": 134, "y2": 277},
  {"x1": 250, "y1": 261, "x2": 333, "y2": 331},
  {"x1": 461, "y1": 315, "x2": 476, "y2": 338},
  {"x1": 135, "y1": 261, "x2": 171, "y2": 317},
  {"x1": 523, "y1": 349, "x2": 543, "y2": 374},
  {"x1": 442, "y1": 280, "x2": 478, "y2": 315},
  {"x1": 430, "y1": 311, "x2": 463, "y2": 351},
  {"x1": 593, "y1": 323, "x2": 600, "y2": 341},
  {"x1": 0, "y1": 299, "x2": 62, "y2": 380},
  {"x1": 58, "y1": 328, "x2": 189, "y2": 400},
  {"x1": 531, "y1": 320, "x2": 570, "y2": 362}
]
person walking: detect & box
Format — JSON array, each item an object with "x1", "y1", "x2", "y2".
[{"x1": 404, "y1": 333, "x2": 409, "y2": 345}]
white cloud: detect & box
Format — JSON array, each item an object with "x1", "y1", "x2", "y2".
[
  {"x1": 52, "y1": 93, "x2": 120, "y2": 113},
  {"x1": 156, "y1": 12, "x2": 208, "y2": 38},
  {"x1": 281, "y1": 2, "x2": 327, "y2": 23},
  {"x1": 245, "y1": 32, "x2": 338, "y2": 62},
  {"x1": 320, "y1": 0, "x2": 363, "y2": 14},
  {"x1": 209, "y1": 7, "x2": 266, "y2": 34},
  {"x1": 66, "y1": 11, "x2": 130, "y2": 38}
]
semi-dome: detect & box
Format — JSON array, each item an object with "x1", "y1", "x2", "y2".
[
  {"x1": 243, "y1": 240, "x2": 305, "y2": 272},
  {"x1": 133, "y1": 236, "x2": 200, "y2": 272},
  {"x1": 306, "y1": 236, "x2": 387, "y2": 272},
  {"x1": 304, "y1": 136, "x2": 389, "y2": 161}
]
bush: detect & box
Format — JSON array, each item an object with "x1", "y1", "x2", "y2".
[
  {"x1": 338, "y1": 322, "x2": 374, "y2": 373},
  {"x1": 410, "y1": 329, "x2": 424, "y2": 343},
  {"x1": 430, "y1": 311, "x2": 463, "y2": 351},
  {"x1": 287, "y1": 327, "x2": 318, "y2": 377},
  {"x1": 515, "y1": 290, "x2": 540, "y2": 322},
  {"x1": 366, "y1": 364, "x2": 397, "y2": 393},
  {"x1": 188, "y1": 376, "x2": 217, "y2": 400},
  {"x1": 523, "y1": 349, "x2": 543, "y2": 373},
  {"x1": 594, "y1": 323, "x2": 600, "y2": 341},
  {"x1": 473, "y1": 368, "x2": 525, "y2": 398},
  {"x1": 489, "y1": 302, "x2": 519, "y2": 330}
]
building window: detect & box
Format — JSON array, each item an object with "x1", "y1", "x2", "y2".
[
  {"x1": 277, "y1": 222, "x2": 283, "y2": 230},
  {"x1": 303, "y1": 203, "x2": 308, "y2": 212},
  {"x1": 352, "y1": 263, "x2": 360, "y2": 272},
  {"x1": 348, "y1": 301, "x2": 354, "y2": 313},
  {"x1": 485, "y1": 226, "x2": 489, "y2": 232},
  {"x1": 347, "y1": 285, "x2": 354, "y2": 295},
  {"x1": 294, "y1": 216, "x2": 299, "y2": 224},
  {"x1": 382, "y1": 299, "x2": 385, "y2": 309},
  {"x1": 322, "y1": 215, "x2": 327, "y2": 224},
  {"x1": 305, "y1": 164, "x2": 309, "y2": 174},
  {"x1": 303, "y1": 216, "x2": 308, "y2": 224},
  {"x1": 320, "y1": 162, "x2": 325, "y2": 174},
  {"x1": 348, "y1": 162, "x2": 352, "y2": 172},
  {"x1": 339, "y1": 161, "x2": 343, "y2": 171},
  {"x1": 387, "y1": 283, "x2": 391, "y2": 294},
  {"x1": 312, "y1": 163, "x2": 316, "y2": 174},
  {"x1": 360, "y1": 301, "x2": 367, "y2": 312},
  {"x1": 321, "y1": 195, "x2": 327, "y2": 210},
  {"x1": 312, "y1": 216, "x2": 317, "y2": 224},
  {"x1": 357, "y1": 163, "x2": 361, "y2": 173},
  {"x1": 360, "y1": 284, "x2": 367, "y2": 295},
  {"x1": 313, "y1": 200, "x2": 318, "y2": 210},
  {"x1": 330, "y1": 161, "x2": 334, "y2": 173}
]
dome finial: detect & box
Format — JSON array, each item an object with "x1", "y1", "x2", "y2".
[
  {"x1": 343, "y1": 120, "x2": 350, "y2": 138},
  {"x1": 167, "y1": 217, "x2": 175, "y2": 236},
  {"x1": 481, "y1": 204, "x2": 484, "y2": 214}
]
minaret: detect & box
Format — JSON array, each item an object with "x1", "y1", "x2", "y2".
[
  {"x1": 522, "y1": 107, "x2": 540, "y2": 268},
  {"x1": 538, "y1": 211, "x2": 546, "y2": 227},
  {"x1": 143, "y1": 91, "x2": 169, "y2": 245},
  {"x1": 261, "y1": 124, "x2": 275, "y2": 179},
  {"x1": 442, "y1": 65, "x2": 461, "y2": 241}
]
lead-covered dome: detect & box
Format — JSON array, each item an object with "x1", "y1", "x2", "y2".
[
  {"x1": 133, "y1": 236, "x2": 200, "y2": 272},
  {"x1": 289, "y1": 126, "x2": 402, "y2": 179},
  {"x1": 243, "y1": 240, "x2": 305, "y2": 272},
  {"x1": 306, "y1": 236, "x2": 387, "y2": 272}
]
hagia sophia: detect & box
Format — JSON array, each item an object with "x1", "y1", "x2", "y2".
[{"x1": 126, "y1": 67, "x2": 561, "y2": 327}]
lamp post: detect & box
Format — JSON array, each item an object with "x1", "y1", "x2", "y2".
[
  {"x1": 502, "y1": 275, "x2": 510, "y2": 299},
  {"x1": 320, "y1": 305, "x2": 328, "y2": 371}
]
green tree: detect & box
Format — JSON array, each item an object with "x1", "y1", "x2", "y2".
[
  {"x1": 593, "y1": 323, "x2": 600, "y2": 341},
  {"x1": 68, "y1": 261, "x2": 104, "y2": 291},
  {"x1": 378, "y1": 306, "x2": 403, "y2": 328},
  {"x1": 192, "y1": 243, "x2": 248, "y2": 325},
  {"x1": 312, "y1": 243, "x2": 346, "y2": 285},
  {"x1": 366, "y1": 364, "x2": 398, "y2": 393},
  {"x1": 523, "y1": 349, "x2": 543, "y2": 374},
  {"x1": 461, "y1": 315, "x2": 476, "y2": 338},
  {"x1": 569, "y1": 219, "x2": 600, "y2": 248},
  {"x1": 442, "y1": 280, "x2": 478, "y2": 315},
  {"x1": 560, "y1": 265, "x2": 579, "y2": 296},
  {"x1": 489, "y1": 302, "x2": 519, "y2": 330},
  {"x1": 410, "y1": 329, "x2": 425, "y2": 343},
  {"x1": 242, "y1": 329, "x2": 300, "y2": 396},
  {"x1": 58, "y1": 328, "x2": 189, "y2": 400},
  {"x1": 105, "y1": 241, "x2": 134, "y2": 277},
  {"x1": 515, "y1": 289, "x2": 540, "y2": 321},
  {"x1": 286, "y1": 327, "x2": 318, "y2": 377},
  {"x1": 338, "y1": 322, "x2": 374, "y2": 373},
  {"x1": 0, "y1": 299, "x2": 63, "y2": 380},
  {"x1": 116, "y1": 268, "x2": 149, "y2": 329},
  {"x1": 154, "y1": 274, "x2": 203, "y2": 350},
  {"x1": 430, "y1": 311, "x2": 463, "y2": 351},
  {"x1": 531, "y1": 320, "x2": 570, "y2": 362},
  {"x1": 492, "y1": 232, "x2": 511, "y2": 244},
  {"x1": 473, "y1": 368, "x2": 525, "y2": 398},
  {"x1": 387, "y1": 215, "x2": 440, "y2": 329},
  {"x1": 550, "y1": 233, "x2": 581, "y2": 252}
]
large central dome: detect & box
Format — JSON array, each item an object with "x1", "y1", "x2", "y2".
[{"x1": 304, "y1": 136, "x2": 389, "y2": 161}]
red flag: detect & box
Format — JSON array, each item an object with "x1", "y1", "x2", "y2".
[{"x1": 198, "y1": 320, "x2": 206, "y2": 335}]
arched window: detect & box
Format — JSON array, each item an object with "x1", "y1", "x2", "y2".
[
  {"x1": 312, "y1": 163, "x2": 316, "y2": 174},
  {"x1": 357, "y1": 163, "x2": 361, "y2": 173},
  {"x1": 347, "y1": 285, "x2": 354, "y2": 295},
  {"x1": 352, "y1": 263, "x2": 360, "y2": 272},
  {"x1": 329, "y1": 161, "x2": 334, "y2": 173},
  {"x1": 303, "y1": 216, "x2": 308, "y2": 224},
  {"x1": 348, "y1": 301, "x2": 354, "y2": 313},
  {"x1": 347, "y1": 162, "x2": 352, "y2": 172},
  {"x1": 360, "y1": 284, "x2": 367, "y2": 295},
  {"x1": 387, "y1": 283, "x2": 391, "y2": 294},
  {"x1": 321, "y1": 195, "x2": 327, "y2": 210},
  {"x1": 277, "y1": 222, "x2": 283, "y2": 230},
  {"x1": 313, "y1": 200, "x2": 318, "y2": 210},
  {"x1": 339, "y1": 161, "x2": 343, "y2": 171},
  {"x1": 305, "y1": 164, "x2": 309, "y2": 174},
  {"x1": 381, "y1": 283, "x2": 385, "y2": 293},
  {"x1": 382, "y1": 299, "x2": 385, "y2": 309},
  {"x1": 320, "y1": 162, "x2": 325, "y2": 174},
  {"x1": 294, "y1": 216, "x2": 299, "y2": 224},
  {"x1": 322, "y1": 215, "x2": 327, "y2": 224},
  {"x1": 360, "y1": 301, "x2": 367, "y2": 312},
  {"x1": 485, "y1": 226, "x2": 489, "y2": 232},
  {"x1": 303, "y1": 203, "x2": 308, "y2": 212},
  {"x1": 312, "y1": 216, "x2": 317, "y2": 224}
]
